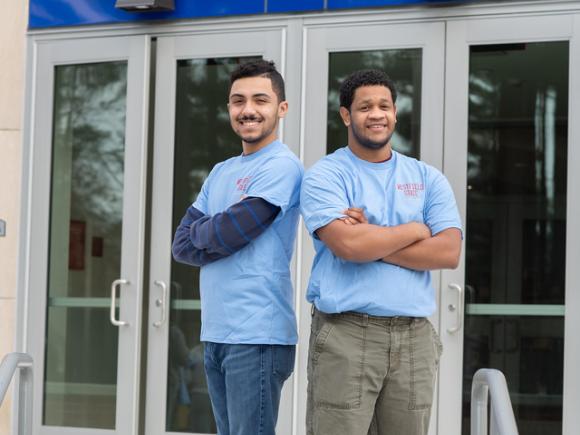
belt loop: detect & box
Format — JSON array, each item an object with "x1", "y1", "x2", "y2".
[
  {"x1": 362, "y1": 313, "x2": 369, "y2": 328},
  {"x1": 311, "y1": 304, "x2": 315, "y2": 317}
]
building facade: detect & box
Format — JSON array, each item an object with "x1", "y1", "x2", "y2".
[
  {"x1": 2, "y1": 0, "x2": 580, "y2": 434},
  {"x1": 0, "y1": 1, "x2": 28, "y2": 434}
]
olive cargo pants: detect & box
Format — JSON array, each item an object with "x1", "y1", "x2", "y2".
[{"x1": 306, "y1": 309, "x2": 443, "y2": 435}]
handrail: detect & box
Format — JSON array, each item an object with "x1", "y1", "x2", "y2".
[
  {"x1": 471, "y1": 368, "x2": 519, "y2": 435},
  {"x1": 0, "y1": 353, "x2": 33, "y2": 435}
]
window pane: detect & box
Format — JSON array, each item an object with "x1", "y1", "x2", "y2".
[
  {"x1": 465, "y1": 42, "x2": 568, "y2": 306},
  {"x1": 44, "y1": 61, "x2": 128, "y2": 429},
  {"x1": 462, "y1": 41, "x2": 568, "y2": 435},
  {"x1": 462, "y1": 316, "x2": 564, "y2": 434}
]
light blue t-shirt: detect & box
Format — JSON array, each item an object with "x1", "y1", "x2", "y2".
[
  {"x1": 193, "y1": 140, "x2": 303, "y2": 344},
  {"x1": 300, "y1": 147, "x2": 462, "y2": 317}
]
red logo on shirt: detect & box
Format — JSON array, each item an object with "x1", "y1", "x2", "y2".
[
  {"x1": 396, "y1": 183, "x2": 424, "y2": 198},
  {"x1": 236, "y1": 177, "x2": 251, "y2": 192}
]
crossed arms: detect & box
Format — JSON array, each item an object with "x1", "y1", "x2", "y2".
[
  {"x1": 316, "y1": 207, "x2": 461, "y2": 270},
  {"x1": 172, "y1": 197, "x2": 280, "y2": 267},
  {"x1": 173, "y1": 198, "x2": 461, "y2": 270}
]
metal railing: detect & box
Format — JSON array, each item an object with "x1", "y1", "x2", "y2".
[
  {"x1": 471, "y1": 368, "x2": 519, "y2": 435},
  {"x1": 0, "y1": 353, "x2": 33, "y2": 435}
]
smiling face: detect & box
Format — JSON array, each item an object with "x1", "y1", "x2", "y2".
[
  {"x1": 228, "y1": 76, "x2": 288, "y2": 153},
  {"x1": 340, "y1": 85, "x2": 397, "y2": 158}
]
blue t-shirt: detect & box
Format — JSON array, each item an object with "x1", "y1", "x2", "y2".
[
  {"x1": 193, "y1": 140, "x2": 304, "y2": 344},
  {"x1": 300, "y1": 147, "x2": 462, "y2": 317}
]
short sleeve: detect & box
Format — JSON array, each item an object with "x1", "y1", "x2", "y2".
[
  {"x1": 192, "y1": 164, "x2": 221, "y2": 214},
  {"x1": 245, "y1": 156, "x2": 303, "y2": 213},
  {"x1": 424, "y1": 168, "x2": 463, "y2": 237},
  {"x1": 300, "y1": 162, "x2": 349, "y2": 236}
]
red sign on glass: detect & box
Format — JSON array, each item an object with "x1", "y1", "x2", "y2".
[{"x1": 69, "y1": 220, "x2": 86, "y2": 270}]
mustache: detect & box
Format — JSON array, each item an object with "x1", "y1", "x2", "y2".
[{"x1": 237, "y1": 115, "x2": 262, "y2": 122}]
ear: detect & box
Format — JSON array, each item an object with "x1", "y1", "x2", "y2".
[
  {"x1": 394, "y1": 104, "x2": 398, "y2": 123},
  {"x1": 339, "y1": 106, "x2": 351, "y2": 127},
  {"x1": 278, "y1": 100, "x2": 289, "y2": 119}
]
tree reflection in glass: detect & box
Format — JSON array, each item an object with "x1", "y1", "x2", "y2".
[{"x1": 44, "y1": 61, "x2": 128, "y2": 429}]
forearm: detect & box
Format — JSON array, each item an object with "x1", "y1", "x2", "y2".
[
  {"x1": 382, "y1": 228, "x2": 462, "y2": 270},
  {"x1": 172, "y1": 198, "x2": 280, "y2": 266},
  {"x1": 318, "y1": 221, "x2": 429, "y2": 263},
  {"x1": 172, "y1": 214, "x2": 227, "y2": 267},
  {"x1": 191, "y1": 198, "x2": 279, "y2": 255},
  {"x1": 172, "y1": 241, "x2": 224, "y2": 267}
]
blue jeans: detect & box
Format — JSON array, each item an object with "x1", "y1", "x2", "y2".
[{"x1": 204, "y1": 342, "x2": 296, "y2": 435}]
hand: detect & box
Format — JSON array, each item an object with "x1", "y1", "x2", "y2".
[{"x1": 341, "y1": 207, "x2": 368, "y2": 225}]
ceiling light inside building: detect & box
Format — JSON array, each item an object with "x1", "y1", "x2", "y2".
[{"x1": 115, "y1": 0, "x2": 175, "y2": 12}]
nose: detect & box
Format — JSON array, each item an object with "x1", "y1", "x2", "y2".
[
  {"x1": 368, "y1": 107, "x2": 384, "y2": 120},
  {"x1": 240, "y1": 101, "x2": 257, "y2": 117}
]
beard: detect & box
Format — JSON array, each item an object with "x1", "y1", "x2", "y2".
[
  {"x1": 234, "y1": 115, "x2": 275, "y2": 144},
  {"x1": 351, "y1": 122, "x2": 393, "y2": 150},
  {"x1": 239, "y1": 133, "x2": 264, "y2": 144}
]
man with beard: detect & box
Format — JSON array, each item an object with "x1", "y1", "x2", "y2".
[
  {"x1": 172, "y1": 60, "x2": 303, "y2": 435},
  {"x1": 300, "y1": 69, "x2": 462, "y2": 435}
]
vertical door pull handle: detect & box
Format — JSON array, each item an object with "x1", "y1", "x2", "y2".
[
  {"x1": 153, "y1": 280, "x2": 168, "y2": 328},
  {"x1": 447, "y1": 283, "x2": 463, "y2": 334},
  {"x1": 110, "y1": 279, "x2": 130, "y2": 327}
]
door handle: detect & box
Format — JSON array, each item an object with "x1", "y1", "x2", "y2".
[
  {"x1": 110, "y1": 279, "x2": 130, "y2": 326},
  {"x1": 153, "y1": 280, "x2": 168, "y2": 328},
  {"x1": 447, "y1": 283, "x2": 463, "y2": 334}
]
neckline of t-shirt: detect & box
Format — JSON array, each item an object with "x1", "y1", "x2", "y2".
[
  {"x1": 240, "y1": 140, "x2": 282, "y2": 162},
  {"x1": 345, "y1": 146, "x2": 396, "y2": 171}
]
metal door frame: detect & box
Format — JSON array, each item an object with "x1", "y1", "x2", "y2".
[
  {"x1": 300, "y1": 19, "x2": 446, "y2": 435},
  {"x1": 145, "y1": 27, "x2": 302, "y2": 435},
  {"x1": 19, "y1": 35, "x2": 150, "y2": 435},
  {"x1": 441, "y1": 11, "x2": 580, "y2": 435}
]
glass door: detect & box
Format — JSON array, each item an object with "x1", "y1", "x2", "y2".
[
  {"x1": 145, "y1": 28, "x2": 300, "y2": 435},
  {"x1": 300, "y1": 20, "x2": 445, "y2": 435},
  {"x1": 25, "y1": 36, "x2": 150, "y2": 435},
  {"x1": 441, "y1": 14, "x2": 580, "y2": 435}
]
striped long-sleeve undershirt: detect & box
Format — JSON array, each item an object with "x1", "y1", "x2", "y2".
[{"x1": 172, "y1": 196, "x2": 281, "y2": 267}]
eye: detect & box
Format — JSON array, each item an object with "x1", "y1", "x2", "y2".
[{"x1": 359, "y1": 105, "x2": 369, "y2": 111}]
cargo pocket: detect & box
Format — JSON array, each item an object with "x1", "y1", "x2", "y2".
[
  {"x1": 409, "y1": 320, "x2": 439, "y2": 410},
  {"x1": 311, "y1": 318, "x2": 365, "y2": 410}
]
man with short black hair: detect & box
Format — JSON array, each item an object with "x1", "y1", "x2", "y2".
[
  {"x1": 301, "y1": 69, "x2": 462, "y2": 435},
  {"x1": 173, "y1": 59, "x2": 303, "y2": 435}
]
